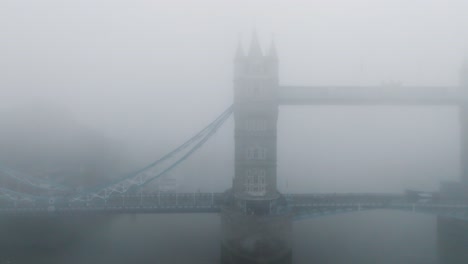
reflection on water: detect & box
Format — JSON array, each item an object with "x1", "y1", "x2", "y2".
[
  {"x1": 294, "y1": 210, "x2": 437, "y2": 264},
  {"x1": 437, "y1": 216, "x2": 468, "y2": 264},
  {"x1": 1, "y1": 210, "x2": 467, "y2": 264}
]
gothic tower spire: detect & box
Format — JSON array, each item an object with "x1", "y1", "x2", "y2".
[{"x1": 248, "y1": 30, "x2": 263, "y2": 58}]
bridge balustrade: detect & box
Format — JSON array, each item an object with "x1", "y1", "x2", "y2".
[{"x1": 1, "y1": 191, "x2": 468, "y2": 220}]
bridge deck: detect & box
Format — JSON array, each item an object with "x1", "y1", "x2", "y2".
[{"x1": 1, "y1": 193, "x2": 467, "y2": 221}]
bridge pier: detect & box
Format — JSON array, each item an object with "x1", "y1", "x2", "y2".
[
  {"x1": 459, "y1": 102, "x2": 468, "y2": 191},
  {"x1": 437, "y1": 216, "x2": 468, "y2": 263},
  {"x1": 220, "y1": 204, "x2": 292, "y2": 264},
  {"x1": 440, "y1": 61, "x2": 468, "y2": 200},
  {"x1": 220, "y1": 34, "x2": 292, "y2": 264},
  {"x1": 436, "y1": 61, "x2": 468, "y2": 263}
]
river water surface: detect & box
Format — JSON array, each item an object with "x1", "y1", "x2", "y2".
[{"x1": 0, "y1": 210, "x2": 448, "y2": 264}]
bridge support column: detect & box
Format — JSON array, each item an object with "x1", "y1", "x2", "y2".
[
  {"x1": 437, "y1": 216, "x2": 468, "y2": 263},
  {"x1": 221, "y1": 33, "x2": 292, "y2": 264},
  {"x1": 460, "y1": 103, "x2": 468, "y2": 188},
  {"x1": 220, "y1": 207, "x2": 292, "y2": 264},
  {"x1": 441, "y1": 62, "x2": 468, "y2": 200}
]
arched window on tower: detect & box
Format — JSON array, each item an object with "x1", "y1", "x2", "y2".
[
  {"x1": 245, "y1": 168, "x2": 267, "y2": 196},
  {"x1": 244, "y1": 119, "x2": 267, "y2": 131},
  {"x1": 246, "y1": 146, "x2": 267, "y2": 160}
]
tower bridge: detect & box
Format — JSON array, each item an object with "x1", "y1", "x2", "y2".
[{"x1": 1, "y1": 33, "x2": 468, "y2": 263}]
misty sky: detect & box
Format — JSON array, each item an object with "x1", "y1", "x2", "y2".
[{"x1": 1, "y1": 0, "x2": 468, "y2": 193}]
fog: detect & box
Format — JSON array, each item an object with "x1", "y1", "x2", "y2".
[
  {"x1": 5, "y1": 1, "x2": 468, "y2": 264},
  {"x1": 2, "y1": 0, "x2": 468, "y2": 194}
]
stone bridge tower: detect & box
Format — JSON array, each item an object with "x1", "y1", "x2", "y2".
[
  {"x1": 460, "y1": 60, "x2": 468, "y2": 187},
  {"x1": 232, "y1": 32, "x2": 281, "y2": 214},
  {"x1": 438, "y1": 60, "x2": 468, "y2": 199},
  {"x1": 220, "y1": 33, "x2": 292, "y2": 264}
]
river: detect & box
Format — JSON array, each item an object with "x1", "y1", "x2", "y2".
[{"x1": 0, "y1": 210, "x2": 460, "y2": 264}]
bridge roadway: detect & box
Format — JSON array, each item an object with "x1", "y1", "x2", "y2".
[{"x1": 1, "y1": 192, "x2": 468, "y2": 220}]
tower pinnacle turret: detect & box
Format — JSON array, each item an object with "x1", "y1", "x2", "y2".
[{"x1": 248, "y1": 30, "x2": 263, "y2": 58}]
